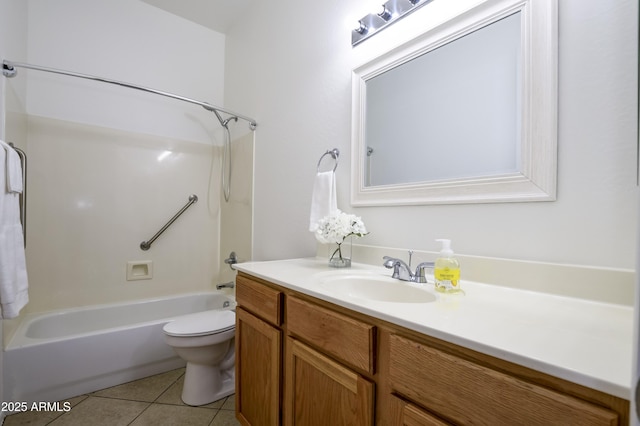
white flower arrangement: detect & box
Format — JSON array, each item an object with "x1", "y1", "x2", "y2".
[{"x1": 314, "y1": 210, "x2": 368, "y2": 264}]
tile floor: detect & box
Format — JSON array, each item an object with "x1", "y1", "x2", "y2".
[{"x1": 3, "y1": 368, "x2": 240, "y2": 426}]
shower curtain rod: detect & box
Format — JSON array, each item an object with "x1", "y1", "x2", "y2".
[{"x1": 2, "y1": 60, "x2": 257, "y2": 130}]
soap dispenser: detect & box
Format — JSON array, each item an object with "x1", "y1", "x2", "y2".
[{"x1": 434, "y1": 239, "x2": 463, "y2": 294}]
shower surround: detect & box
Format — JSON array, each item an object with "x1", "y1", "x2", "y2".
[{"x1": 24, "y1": 116, "x2": 221, "y2": 312}]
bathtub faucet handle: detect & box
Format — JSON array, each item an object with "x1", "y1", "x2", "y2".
[{"x1": 224, "y1": 252, "x2": 238, "y2": 269}]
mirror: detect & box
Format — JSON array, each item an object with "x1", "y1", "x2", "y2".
[{"x1": 351, "y1": 0, "x2": 557, "y2": 206}]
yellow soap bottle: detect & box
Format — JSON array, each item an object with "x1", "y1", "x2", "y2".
[{"x1": 434, "y1": 239, "x2": 463, "y2": 294}]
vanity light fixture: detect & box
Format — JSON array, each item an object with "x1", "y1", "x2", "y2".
[
  {"x1": 378, "y1": 6, "x2": 393, "y2": 21},
  {"x1": 352, "y1": 0, "x2": 435, "y2": 46},
  {"x1": 355, "y1": 20, "x2": 368, "y2": 35}
]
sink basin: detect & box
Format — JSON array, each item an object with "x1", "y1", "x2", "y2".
[{"x1": 319, "y1": 275, "x2": 436, "y2": 303}]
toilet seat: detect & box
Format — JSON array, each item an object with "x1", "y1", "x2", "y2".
[{"x1": 163, "y1": 310, "x2": 235, "y2": 337}]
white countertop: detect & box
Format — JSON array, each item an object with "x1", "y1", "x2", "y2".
[{"x1": 235, "y1": 257, "x2": 633, "y2": 400}]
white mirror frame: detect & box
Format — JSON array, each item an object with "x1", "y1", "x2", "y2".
[{"x1": 351, "y1": 0, "x2": 557, "y2": 206}]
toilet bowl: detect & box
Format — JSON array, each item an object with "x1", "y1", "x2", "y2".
[{"x1": 163, "y1": 309, "x2": 235, "y2": 406}]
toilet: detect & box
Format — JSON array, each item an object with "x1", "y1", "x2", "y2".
[{"x1": 163, "y1": 309, "x2": 236, "y2": 406}]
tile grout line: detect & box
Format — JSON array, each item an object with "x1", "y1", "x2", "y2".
[
  {"x1": 44, "y1": 394, "x2": 89, "y2": 425},
  {"x1": 125, "y1": 369, "x2": 187, "y2": 425},
  {"x1": 125, "y1": 401, "x2": 153, "y2": 426}
]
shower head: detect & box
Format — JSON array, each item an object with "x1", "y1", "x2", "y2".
[
  {"x1": 211, "y1": 108, "x2": 239, "y2": 129},
  {"x1": 222, "y1": 116, "x2": 239, "y2": 128}
]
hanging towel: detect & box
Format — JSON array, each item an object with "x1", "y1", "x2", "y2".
[
  {"x1": 0, "y1": 140, "x2": 28, "y2": 319},
  {"x1": 0, "y1": 140, "x2": 23, "y2": 193},
  {"x1": 309, "y1": 171, "x2": 337, "y2": 231}
]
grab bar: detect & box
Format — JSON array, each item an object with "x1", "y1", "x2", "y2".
[
  {"x1": 8, "y1": 142, "x2": 26, "y2": 248},
  {"x1": 140, "y1": 194, "x2": 198, "y2": 251}
]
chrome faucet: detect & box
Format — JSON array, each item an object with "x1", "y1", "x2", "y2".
[
  {"x1": 216, "y1": 281, "x2": 235, "y2": 290},
  {"x1": 383, "y1": 251, "x2": 434, "y2": 283}
]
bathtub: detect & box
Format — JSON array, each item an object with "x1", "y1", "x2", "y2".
[{"x1": 3, "y1": 291, "x2": 235, "y2": 404}]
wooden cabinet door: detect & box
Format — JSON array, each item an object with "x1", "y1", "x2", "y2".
[
  {"x1": 389, "y1": 395, "x2": 451, "y2": 426},
  {"x1": 236, "y1": 308, "x2": 281, "y2": 426},
  {"x1": 285, "y1": 337, "x2": 374, "y2": 426}
]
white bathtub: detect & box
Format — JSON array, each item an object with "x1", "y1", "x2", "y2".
[{"x1": 3, "y1": 291, "x2": 235, "y2": 404}]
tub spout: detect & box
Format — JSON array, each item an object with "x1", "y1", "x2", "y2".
[{"x1": 216, "y1": 281, "x2": 235, "y2": 290}]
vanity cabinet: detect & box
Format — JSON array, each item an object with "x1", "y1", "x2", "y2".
[{"x1": 235, "y1": 272, "x2": 629, "y2": 425}]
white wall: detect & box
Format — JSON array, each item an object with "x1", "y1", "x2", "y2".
[
  {"x1": 225, "y1": 0, "x2": 638, "y2": 270},
  {"x1": 26, "y1": 0, "x2": 226, "y2": 144}
]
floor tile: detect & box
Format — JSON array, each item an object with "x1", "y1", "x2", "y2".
[
  {"x1": 92, "y1": 369, "x2": 184, "y2": 402},
  {"x1": 220, "y1": 395, "x2": 235, "y2": 411},
  {"x1": 49, "y1": 397, "x2": 149, "y2": 426},
  {"x1": 154, "y1": 378, "x2": 185, "y2": 405},
  {"x1": 65, "y1": 395, "x2": 90, "y2": 409},
  {"x1": 210, "y1": 410, "x2": 241, "y2": 426},
  {"x1": 129, "y1": 403, "x2": 216, "y2": 426}
]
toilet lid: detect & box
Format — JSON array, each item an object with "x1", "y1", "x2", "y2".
[{"x1": 163, "y1": 310, "x2": 235, "y2": 337}]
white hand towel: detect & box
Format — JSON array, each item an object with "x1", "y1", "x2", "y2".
[
  {"x1": 0, "y1": 142, "x2": 28, "y2": 319},
  {"x1": 0, "y1": 140, "x2": 23, "y2": 193},
  {"x1": 309, "y1": 171, "x2": 337, "y2": 231}
]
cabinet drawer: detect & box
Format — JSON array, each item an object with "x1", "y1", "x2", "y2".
[
  {"x1": 236, "y1": 274, "x2": 283, "y2": 326},
  {"x1": 388, "y1": 334, "x2": 618, "y2": 426},
  {"x1": 287, "y1": 296, "x2": 375, "y2": 374}
]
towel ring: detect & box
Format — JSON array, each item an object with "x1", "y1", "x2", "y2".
[{"x1": 317, "y1": 148, "x2": 340, "y2": 172}]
